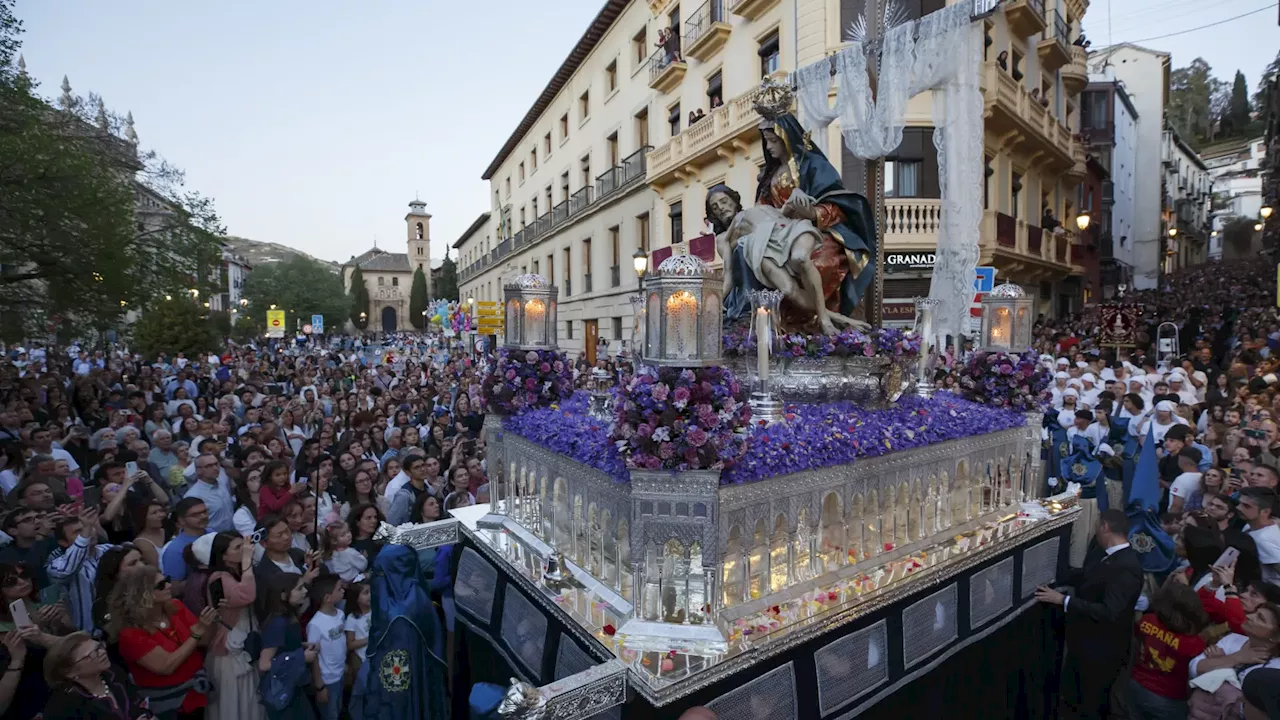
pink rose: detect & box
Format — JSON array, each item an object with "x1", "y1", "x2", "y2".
[
  {"x1": 553, "y1": 361, "x2": 564, "y2": 373},
  {"x1": 540, "y1": 362, "x2": 551, "y2": 373},
  {"x1": 651, "y1": 383, "x2": 670, "y2": 402},
  {"x1": 659, "y1": 442, "x2": 675, "y2": 459},
  {"x1": 673, "y1": 386, "x2": 691, "y2": 405},
  {"x1": 687, "y1": 427, "x2": 708, "y2": 447},
  {"x1": 644, "y1": 456, "x2": 662, "y2": 470},
  {"x1": 505, "y1": 369, "x2": 517, "y2": 380},
  {"x1": 683, "y1": 447, "x2": 700, "y2": 463},
  {"x1": 637, "y1": 423, "x2": 653, "y2": 438},
  {"x1": 524, "y1": 378, "x2": 537, "y2": 389}
]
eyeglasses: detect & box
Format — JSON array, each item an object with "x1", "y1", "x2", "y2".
[
  {"x1": 72, "y1": 641, "x2": 107, "y2": 664},
  {"x1": 0, "y1": 569, "x2": 28, "y2": 588}
]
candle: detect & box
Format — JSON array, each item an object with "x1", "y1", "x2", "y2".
[{"x1": 756, "y1": 306, "x2": 770, "y2": 387}]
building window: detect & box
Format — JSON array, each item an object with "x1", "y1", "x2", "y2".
[
  {"x1": 392, "y1": 277, "x2": 399, "y2": 287},
  {"x1": 505, "y1": 177, "x2": 511, "y2": 196},
  {"x1": 560, "y1": 113, "x2": 569, "y2": 141},
  {"x1": 669, "y1": 103, "x2": 681, "y2": 137},
  {"x1": 378, "y1": 277, "x2": 385, "y2": 286},
  {"x1": 565, "y1": 248, "x2": 574, "y2": 292},
  {"x1": 548, "y1": 254, "x2": 555, "y2": 285},
  {"x1": 635, "y1": 107, "x2": 649, "y2": 148},
  {"x1": 606, "y1": 60, "x2": 617, "y2": 93},
  {"x1": 579, "y1": 90, "x2": 590, "y2": 121},
  {"x1": 707, "y1": 70, "x2": 723, "y2": 109},
  {"x1": 530, "y1": 148, "x2": 537, "y2": 171},
  {"x1": 518, "y1": 162, "x2": 525, "y2": 182},
  {"x1": 544, "y1": 132, "x2": 552, "y2": 155},
  {"x1": 545, "y1": 186, "x2": 553, "y2": 213},
  {"x1": 417, "y1": 247, "x2": 424, "y2": 255},
  {"x1": 613, "y1": 317, "x2": 623, "y2": 341},
  {"x1": 607, "y1": 132, "x2": 619, "y2": 166},
  {"x1": 759, "y1": 32, "x2": 780, "y2": 77},
  {"x1": 669, "y1": 201, "x2": 684, "y2": 245},
  {"x1": 533, "y1": 260, "x2": 540, "y2": 275},
  {"x1": 567, "y1": 319, "x2": 574, "y2": 340},
  {"x1": 561, "y1": 172, "x2": 570, "y2": 201},
  {"x1": 633, "y1": 26, "x2": 647, "y2": 66},
  {"x1": 581, "y1": 155, "x2": 591, "y2": 189},
  {"x1": 638, "y1": 212, "x2": 650, "y2": 252},
  {"x1": 1012, "y1": 172, "x2": 1023, "y2": 219},
  {"x1": 884, "y1": 160, "x2": 921, "y2": 198},
  {"x1": 610, "y1": 225, "x2": 621, "y2": 272}
]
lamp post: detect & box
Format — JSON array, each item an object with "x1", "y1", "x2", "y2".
[
  {"x1": 1075, "y1": 213, "x2": 1090, "y2": 231},
  {"x1": 1262, "y1": 206, "x2": 1273, "y2": 220},
  {"x1": 632, "y1": 247, "x2": 649, "y2": 291}
]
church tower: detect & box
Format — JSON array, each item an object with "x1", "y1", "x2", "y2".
[{"x1": 406, "y1": 199, "x2": 432, "y2": 298}]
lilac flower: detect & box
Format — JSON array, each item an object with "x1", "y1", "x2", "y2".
[{"x1": 651, "y1": 383, "x2": 670, "y2": 402}]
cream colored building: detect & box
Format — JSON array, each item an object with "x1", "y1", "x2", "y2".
[
  {"x1": 342, "y1": 200, "x2": 433, "y2": 333},
  {"x1": 460, "y1": 0, "x2": 1091, "y2": 347}
]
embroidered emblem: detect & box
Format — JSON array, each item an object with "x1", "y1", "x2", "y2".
[
  {"x1": 1130, "y1": 533, "x2": 1155, "y2": 553},
  {"x1": 1058, "y1": 442, "x2": 1070, "y2": 457},
  {"x1": 380, "y1": 649, "x2": 411, "y2": 692},
  {"x1": 1071, "y1": 462, "x2": 1087, "y2": 478}
]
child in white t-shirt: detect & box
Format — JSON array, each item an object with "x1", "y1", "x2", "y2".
[
  {"x1": 1168, "y1": 448, "x2": 1204, "y2": 515},
  {"x1": 306, "y1": 575, "x2": 348, "y2": 720},
  {"x1": 344, "y1": 581, "x2": 373, "y2": 720},
  {"x1": 322, "y1": 521, "x2": 368, "y2": 582}
]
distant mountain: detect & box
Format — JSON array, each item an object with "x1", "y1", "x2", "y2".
[{"x1": 221, "y1": 236, "x2": 340, "y2": 273}]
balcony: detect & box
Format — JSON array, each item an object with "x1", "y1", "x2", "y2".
[
  {"x1": 1037, "y1": 11, "x2": 1071, "y2": 71},
  {"x1": 646, "y1": 87, "x2": 760, "y2": 186},
  {"x1": 1062, "y1": 46, "x2": 1087, "y2": 95},
  {"x1": 1063, "y1": 0, "x2": 1089, "y2": 24},
  {"x1": 729, "y1": 0, "x2": 779, "y2": 21},
  {"x1": 1065, "y1": 142, "x2": 1087, "y2": 181},
  {"x1": 883, "y1": 199, "x2": 942, "y2": 252},
  {"x1": 569, "y1": 187, "x2": 593, "y2": 215},
  {"x1": 684, "y1": 0, "x2": 731, "y2": 62},
  {"x1": 648, "y1": 46, "x2": 686, "y2": 94},
  {"x1": 981, "y1": 211, "x2": 1074, "y2": 278},
  {"x1": 981, "y1": 62, "x2": 1073, "y2": 169},
  {"x1": 1003, "y1": 0, "x2": 1046, "y2": 38}
]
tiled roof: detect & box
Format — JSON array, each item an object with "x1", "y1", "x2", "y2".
[{"x1": 359, "y1": 252, "x2": 412, "y2": 272}]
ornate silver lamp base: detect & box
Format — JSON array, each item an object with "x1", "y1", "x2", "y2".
[
  {"x1": 749, "y1": 391, "x2": 785, "y2": 424},
  {"x1": 915, "y1": 378, "x2": 936, "y2": 399}
]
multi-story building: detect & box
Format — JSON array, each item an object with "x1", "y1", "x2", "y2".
[
  {"x1": 1079, "y1": 77, "x2": 1138, "y2": 298},
  {"x1": 207, "y1": 244, "x2": 251, "y2": 322},
  {"x1": 1086, "y1": 43, "x2": 1170, "y2": 290},
  {"x1": 1264, "y1": 73, "x2": 1280, "y2": 253},
  {"x1": 460, "y1": 0, "x2": 1094, "y2": 349},
  {"x1": 1160, "y1": 125, "x2": 1211, "y2": 273},
  {"x1": 1202, "y1": 136, "x2": 1267, "y2": 259},
  {"x1": 341, "y1": 200, "x2": 433, "y2": 333}
]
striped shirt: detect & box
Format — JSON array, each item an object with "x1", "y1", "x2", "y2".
[{"x1": 45, "y1": 536, "x2": 115, "y2": 632}]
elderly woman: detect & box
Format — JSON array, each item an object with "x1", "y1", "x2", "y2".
[
  {"x1": 41, "y1": 631, "x2": 149, "y2": 720},
  {"x1": 108, "y1": 565, "x2": 219, "y2": 719}
]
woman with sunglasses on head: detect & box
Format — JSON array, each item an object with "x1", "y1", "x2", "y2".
[
  {"x1": 203, "y1": 532, "x2": 262, "y2": 720},
  {"x1": 42, "y1": 631, "x2": 153, "y2": 720},
  {"x1": 108, "y1": 565, "x2": 219, "y2": 720}
]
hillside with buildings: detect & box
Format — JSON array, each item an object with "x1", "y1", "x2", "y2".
[{"x1": 221, "y1": 235, "x2": 340, "y2": 273}]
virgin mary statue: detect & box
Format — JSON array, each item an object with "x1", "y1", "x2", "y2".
[{"x1": 715, "y1": 82, "x2": 877, "y2": 333}]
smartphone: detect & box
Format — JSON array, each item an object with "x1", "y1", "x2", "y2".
[
  {"x1": 251, "y1": 529, "x2": 263, "y2": 544},
  {"x1": 125, "y1": 461, "x2": 139, "y2": 476},
  {"x1": 9, "y1": 599, "x2": 32, "y2": 628},
  {"x1": 209, "y1": 578, "x2": 226, "y2": 608},
  {"x1": 1214, "y1": 546, "x2": 1240, "y2": 568},
  {"x1": 1245, "y1": 428, "x2": 1267, "y2": 440},
  {"x1": 82, "y1": 485, "x2": 102, "y2": 508}
]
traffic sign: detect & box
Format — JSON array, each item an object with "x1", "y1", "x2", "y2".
[
  {"x1": 974, "y1": 267, "x2": 996, "y2": 293},
  {"x1": 311, "y1": 314, "x2": 324, "y2": 334},
  {"x1": 266, "y1": 310, "x2": 286, "y2": 338},
  {"x1": 476, "y1": 301, "x2": 501, "y2": 311}
]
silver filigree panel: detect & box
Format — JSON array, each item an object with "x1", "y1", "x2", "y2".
[
  {"x1": 968, "y1": 557, "x2": 1014, "y2": 630},
  {"x1": 553, "y1": 634, "x2": 622, "y2": 720},
  {"x1": 1020, "y1": 536, "x2": 1060, "y2": 598},
  {"x1": 902, "y1": 583, "x2": 958, "y2": 669},
  {"x1": 501, "y1": 585, "x2": 548, "y2": 682},
  {"x1": 706, "y1": 661, "x2": 798, "y2": 720},
  {"x1": 455, "y1": 547, "x2": 499, "y2": 625},
  {"x1": 815, "y1": 619, "x2": 889, "y2": 715}
]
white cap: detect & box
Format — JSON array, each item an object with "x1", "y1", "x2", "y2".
[
  {"x1": 1054, "y1": 371, "x2": 1069, "y2": 380},
  {"x1": 191, "y1": 532, "x2": 218, "y2": 567},
  {"x1": 1056, "y1": 358, "x2": 1070, "y2": 366},
  {"x1": 1076, "y1": 361, "x2": 1088, "y2": 368},
  {"x1": 1128, "y1": 374, "x2": 1146, "y2": 386},
  {"x1": 1100, "y1": 368, "x2": 1117, "y2": 382},
  {"x1": 1063, "y1": 389, "x2": 1079, "y2": 399},
  {"x1": 1156, "y1": 400, "x2": 1177, "y2": 413},
  {"x1": 1081, "y1": 373, "x2": 1097, "y2": 384}
]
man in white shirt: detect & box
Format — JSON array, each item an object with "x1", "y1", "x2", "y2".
[
  {"x1": 1238, "y1": 488, "x2": 1280, "y2": 584},
  {"x1": 184, "y1": 453, "x2": 236, "y2": 533},
  {"x1": 29, "y1": 427, "x2": 79, "y2": 475},
  {"x1": 1167, "y1": 447, "x2": 1204, "y2": 515}
]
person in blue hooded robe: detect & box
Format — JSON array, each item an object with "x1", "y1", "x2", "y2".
[
  {"x1": 358, "y1": 544, "x2": 449, "y2": 720},
  {"x1": 711, "y1": 112, "x2": 876, "y2": 331}
]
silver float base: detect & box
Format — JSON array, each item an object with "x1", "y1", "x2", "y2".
[
  {"x1": 749, "y1": 392, "x2": 785, "y2": 424},
  {"x1": 915, "y1": 380, "x2": 936, "y2": 399}
]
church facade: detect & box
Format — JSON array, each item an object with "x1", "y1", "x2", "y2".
[{"x1": 342, "y1": 200, "x2": 433, "y2": 333}]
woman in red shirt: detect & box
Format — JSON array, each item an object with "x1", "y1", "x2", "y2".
[
  {"x1": 107, "y1": 565, "x2": 219, "y2": 720},
  {"x1": 1129, "y1": 582, "x2": 1211, "y2": 720}
]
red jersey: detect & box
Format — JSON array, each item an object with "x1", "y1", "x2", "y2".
[{"x1": 1130, "y1": 613, "x2": 1206, "y2": 700}]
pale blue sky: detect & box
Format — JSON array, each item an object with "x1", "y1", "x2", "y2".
[{"x1": 14, "y1": 1, "x2": 1280, "y2": 264}]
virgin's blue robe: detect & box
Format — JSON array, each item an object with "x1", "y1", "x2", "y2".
[{"x1": 359, "y1": 544, "x2": 450, "y2": 720}]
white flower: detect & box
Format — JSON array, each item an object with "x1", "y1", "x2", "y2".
[{"x1": 652, "y1": 426, "x2": 671, "y2": 442}]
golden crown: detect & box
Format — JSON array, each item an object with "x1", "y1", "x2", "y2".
[{"x1": 752, "y1": 76, "x2": 795, "y2": 120}]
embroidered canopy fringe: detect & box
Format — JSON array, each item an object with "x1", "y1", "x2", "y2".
[{"x1": 791, "y1": 2, "x2": 983, "y2": 342}]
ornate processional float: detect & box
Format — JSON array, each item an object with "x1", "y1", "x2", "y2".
[{"x1": 369, "y1": 1, "x2": 1083, "y2": 718}]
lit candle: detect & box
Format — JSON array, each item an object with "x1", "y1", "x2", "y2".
[{"x1": 756, "y1": 306, "x2": 770, "y2": 386}]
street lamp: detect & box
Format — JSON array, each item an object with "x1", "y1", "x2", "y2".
[
  {"x1": 1262, "y1": 206, "x2": 1273, "y2": 220},
  {"x1": 632, "y1": 247, "x2": 649, "y2": 288},
  {"x1": 239, "y1": 298, "x2": 248, "y2": 307},
  {"x1": 164, "y1": 294, "x2": 172, "y2": 301},
  {"x1": 269, "y1": 304, "x2": 277, "y2": 310},
  {"x1": 1168, "y1": 227, "x2": 1177, "y2": 238},
  {"x1": 190, "y1": 288, "x2": 199, "y2": 298},
  {"x1": 1075, "y1": 213, "x2": 1090, "y2": 231},
  {"x1": 1256, "y1": 222, "x2": 1264, "y2": 232},
  {"x1": 203, "y1": 301, "x2": 210, "y2": 308}
]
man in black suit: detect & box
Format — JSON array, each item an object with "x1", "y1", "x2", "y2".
[{"x1": 1035, "y1": 509, "x2": 1144, "y2": 720}]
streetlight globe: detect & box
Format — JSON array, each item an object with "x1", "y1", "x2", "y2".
[
  {"x1": 1075, "y1": 213, "x2": 1090, "y2": 231},
  {"x1": 632, "y1": 247, "x2": 649, "y2": 278},
  {"x1": 1262, "y1": 206, "x2": 1273, "y2": 219},
  {"x1": 239, "y1": 298, "x2": 248, "y2": 306},
  {"x1": 203, "y1": 301, "x2": 210, "y2": 308},
  {"x1": 164, "y1": 294, "x2": 172, "y2": 301},
  {"x1": 1256, "y1": 222, "x2": 1264, "y2": 232},
  {"x1": 190, "y1": 288, "x2": 199, "y2": 298},
  {"x1": 1168, "y1": 227, "x2": 1177, "y2": 238},
  {"x1": 269, "y1": 304, "x2": 277, "y2": 310}
]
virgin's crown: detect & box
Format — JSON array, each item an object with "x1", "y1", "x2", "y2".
[{"x1": 752, "y1": 76, "x2": 794, "y2": 120}]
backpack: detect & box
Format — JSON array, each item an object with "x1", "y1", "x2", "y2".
[{"x1": 258, "y1": 647, "x2": 309, "y2": 712}]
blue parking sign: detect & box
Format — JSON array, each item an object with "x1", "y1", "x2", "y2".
[
  {"x1": 311, "y1": 315, "x2": 324, "y2": 334},
  {"x1": 973, "y1": 267, "x2": 996, "y2": 293}
]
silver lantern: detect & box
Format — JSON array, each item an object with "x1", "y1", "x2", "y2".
[
  {"x1": 980, "y1": 282, "x2": 1034, "y2": 352},
  {"x1": 503, "y1": 274, "x2": 559, "y2": 351},
  {"x1": 642, "y1": 253, "x2": 722, "y2": 367}
]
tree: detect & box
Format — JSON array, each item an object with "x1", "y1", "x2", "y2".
[
  {"x1": 0, "y1": 0, "x2": 224, "y2": 342},
  {"x1": 239, "y1": 256, "x2": 347, "y2": 334},
  {"x1": 408, "y1": 266, "x2": 428, "y2": 329},
  {"x1": 1229, "y1": 70, "x2": 1252, "y2": 132},
  {"x1": 435, "y1": 251, "x2": 459, "y2": 302},
  {"x1": 348, "y1": 266, "x2": 370, "y2": 330},
  {"x1": 131, "y1": 298, "x2": 217, "y2": 359},
  {"x1": 1168, "y1": 58, "x2": 1225, "y2": 146},
  {"x1": 1254, "y1": 50, "x2": 1280, "y2": 125}
]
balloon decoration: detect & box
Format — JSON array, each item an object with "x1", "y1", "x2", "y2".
[{"x1": 425, "y1": 300, "x2": 473, "y2": 334}]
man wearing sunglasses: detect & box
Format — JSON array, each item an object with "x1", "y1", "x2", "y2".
[{"x1": 0, "y1": 509, "x2": 53, "y2": 588}]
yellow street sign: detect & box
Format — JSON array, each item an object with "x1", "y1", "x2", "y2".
[
  {"x1": 266, "y1": 309, "x2": 286, "y2": 338},
  {"x1": 476, "y1": 301, "x2": 501, "y2": 311}
]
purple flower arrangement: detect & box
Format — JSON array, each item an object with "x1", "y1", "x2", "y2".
[
  {"x1": 956, "y1": 350, "x2": 1050, "y2": 412},
  {"x1": 722, "y1": 327, "x2": 921, "y2": 361},
  {"x1": 503, "y1": 392, "x2": 630, "y2": 482},
  {"x1": 724, "y1": 393, "x2": 1029, "y2": 484},
  {"x1": 611, "y1": 365, "x2": 752, "y2": 472},
  {"x1": 481, "y1": 347, "x2": 575, "y2": 415}
]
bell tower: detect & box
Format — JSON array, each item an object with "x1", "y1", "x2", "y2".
[{"x1": 406, "y1": 199, "x2": 432, "y2": 298}]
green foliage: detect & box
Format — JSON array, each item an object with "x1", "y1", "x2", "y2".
[
  {"x1": 1168, "y1": 58, "x2": 1224, "y2": 147},
  {"x1": 132, "y1": 299, "x2": 218, "y2": 360},
  {"x1": 240, "y1": 256, "x2": 346, "y2": 334},
  {"x1": 409, "y1": 266, "x2": 428, "y2": 329},
  {"x1": 1254, "y1": 51, "x2": 1280, "y2": 123},
  {"x1": 1229, "y1": 71, "x2": 1252, "y2": 131},
  {"x1": 348, "y1": 266, "x2": 370, "y2": 329},
  {"x1": 0, "y1": 0, "x2": 224, "y2": 341},
  {"x1": 435, "y1": 252, "x2": 458, "y2": 302}
]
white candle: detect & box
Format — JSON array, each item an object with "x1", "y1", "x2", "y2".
[{"x1": 756, "y1": 307, "x2": 770, "y2": 387}]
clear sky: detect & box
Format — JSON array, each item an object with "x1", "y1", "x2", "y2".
[{"x1": 14, "y1": 1, "x2": 1280, "y2": 265}]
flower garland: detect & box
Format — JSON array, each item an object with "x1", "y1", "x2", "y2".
[
  {"x1": 956, "y1": 350, "x2": 1050, "y2": 412},
  {"x1": 503, "y1": 393, "x2": 629, "y2": 482},
  {"x1": 481, "y1": 347, "x2": 574, "y2": 415},
  {"x1": 722, "y1": 327, "x2": 921, "y2": 361},
  {"x1": 611, "y1": 365, "x2": 751, "y2": 472}
]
